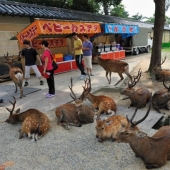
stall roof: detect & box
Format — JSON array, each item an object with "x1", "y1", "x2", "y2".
[
  {"x1": 0, "y1": 0, "x2": 170, "y2": 30},
  {"x1": 16, "y1": 20, "x2": 101, "y2": 44}
]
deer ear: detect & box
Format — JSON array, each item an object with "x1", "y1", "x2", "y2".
[{"x1": 15, "y1": 108, "x2": 20, "y2": 114}]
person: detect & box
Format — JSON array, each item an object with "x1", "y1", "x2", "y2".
[
  {"x1": 82, "y1": 34, "x2": 93, "y2": 76},
  {"x1": 40, "y1": 40, "x2": 55, "y2": 98},
  {"x1": 19, "y1": 39, "x2": 43, "y2": 86},
  {"x1": 72, "y1": 32, "x2": 86, "y2": 80}
]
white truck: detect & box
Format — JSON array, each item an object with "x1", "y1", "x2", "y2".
[{"x1": 123, "y1": 27, "x2": 153, "y2": 55}]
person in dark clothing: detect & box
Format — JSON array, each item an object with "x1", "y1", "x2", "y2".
[
  {"x1": 19, "y1": 39, "x2": 43, "y2": 86},
  {"x1": 40, "y1": 40, "x2": 55, "y2": 98}
]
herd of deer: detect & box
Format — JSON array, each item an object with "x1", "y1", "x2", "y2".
[{"x1": 3, "y1": 53, "x2": 170, "y2": 169}]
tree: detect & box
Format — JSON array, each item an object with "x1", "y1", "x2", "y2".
[
  {"x1": 145, "y1": 15, "x2": 155, "y2": 23},
  {"x1": 148, "y1": 0, "x2": 166, "y2": 72},
  {"x1": 110, "y1": 4, "x2": 129, "y2": 18},
  {"x1": 95, "y1": 0, "x2": 122, "y2": 15},
  {"x1": 130, "y1": 13, "x2": 144, "y2": 21}
]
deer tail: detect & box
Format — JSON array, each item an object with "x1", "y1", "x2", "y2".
[{"x1": 14, "y1": 71, "x2": 23, "y2": 87}]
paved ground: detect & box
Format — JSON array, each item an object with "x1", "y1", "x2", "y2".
[{"x1": 0, "y1": 53, "x2": 170, "y2": 170}]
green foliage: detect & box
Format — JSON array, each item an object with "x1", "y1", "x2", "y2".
[
  {"x1": 145, "y1": 15, "x2": 155, "y2": 23},
  {"x1": 130, "y1": 13, "x2": 144, "y2": 21},
  {"x1": 110, "y1": 4, "x2": 129, "y2": 18}
]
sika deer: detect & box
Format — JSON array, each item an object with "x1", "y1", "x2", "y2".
[
  {"x1": 97, "y1": 56, "x2": 132, "y2": 85},
  {"x1": 152, "y1": 80, "x2": 170, "y2": 113},
  {"x1": 117, "y1": 96, "x2": 170, "y2": 169},
  {"x1": 4, "y1": 52, "x2": 24, "y2": 98},
  {"x1": 79, "y1": 76, "x2": 117, "y2": 116},
  {"x1": 55, "y1": 77, "x2": 95, "y2": 130},
  {"x1": 120, "y1": 69, "x2": 151, "y2": 108},
  {"x1": 153, "y1": 56, "x2": 170, "y2": 81},
  {"x1": 5, "y1": 97, "x2": 50, "y2": 141},
  {"x1": 95, "y1": 115, "x2": 128, "y2": 142}
]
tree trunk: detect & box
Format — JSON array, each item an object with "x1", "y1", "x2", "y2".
[
  {"x1": 148, "y1": 0, "x2": 165, "y2": 72},
  {"x1": 103, "y1": 2, "x2": 109, "y2": 15}
]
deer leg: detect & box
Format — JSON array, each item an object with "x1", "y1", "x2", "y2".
[
  {"x1": 153, "y1": 105, "x2": 161, "y2": 113},
  {"x1": 20, "y1": 87, "x2": 24, "y2": 98},
  {"x1": 19, "y1": 130, "x2": 24, "y2": 139},
  {"x1": 57, "y1": 112, "x2": 70, "y2": 130},
  {"x1": 14, "y1": 83, "x2": 17, "y2": 93},
  {"x1": 114, "y1": 73, "x2": 124, "y2": 86},
  {"x1": 125, "y1": 72, "x2": 132, "y2": 83},
  {"x1": 109, "y1": 72, "x2": 111, "y2": 84},
  {"x1": 106, "y1": 71, "x2": 110, "y2": 84}
]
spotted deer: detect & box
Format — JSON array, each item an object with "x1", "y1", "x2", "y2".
[
  {"x1": 97, "y1": 56, "x2": 132, "y2": 85},
  {"x1": 5, "y1": 97, "x2": 50, "y2": 141},
  {"x1": 79, "y1": 76, "x2": 117, "y2": 116},
  {"x1": 3, "y1": 52, "x2": 24, "y2": 98},
  {"x1": 153, "y1": 56, "x2": 170, "y2": 81},
  {"x1": 55, "y1": 77, "x2": 95, "y2": 130},
  {"x1": 120, "y1": 69, "x2": 151, "y2": 108},
  {"x1": 152, "y1": 80, "x2": 170, "y2": 113},
  {"x1": 95, "y1": 115, "x2": 128, "y2": 142},
  {"x1": 117, "y1": 96, "x2": 170, "y2": 169}
]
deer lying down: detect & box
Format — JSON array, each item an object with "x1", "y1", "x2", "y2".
[
  {"x1": 4, "y1": 52, "x2": 24, "y2": 98},
  {"x1": 153, "y1": 56, "x2": 170, "y2": 81},
  {"x1": 55, "y1": 77, "x2": 95, "y2": 130},
  {"x1": 95, "y1": 115, "x2": 128, "y2": 142},
  {"x1": 80, "y1": 76, "x2": 117, "y2": 116},
  {"x1": 97, "y1": 56, "x2": 132, "y2": 85},
  {"x1": 5, "y1": 97, "x2": 50, "y2": 141},
  {"x1": 120, "y1": 69, "x2": 151, "y2": 108},
  {"x1": 152, "y1": 80, "x2": 170, "y2": 113},
  {"x1": 117, "y1": 96, "x2": 170, "y2": 169}
]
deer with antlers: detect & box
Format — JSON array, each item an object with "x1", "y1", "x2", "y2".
[
  {"x1": 153, "y1": 56, "x2": 170, "y2": 81},
  {"x1": 3, "y1": 52, "x2": 24, "y2": 98},
  {"x1": 152, "y1": 80, "x2": 170, "y2": 113},
  {"x1": 95, "y1": 115, "x2": 128, "y2": 142},
  {"x1": 79, "y1": 76, "x2": 117, "y2": 116},
  {"x1": 5, "y1": 97, "x2": 50, "y2": 141},
  {"x1": 55, "y1": 77, "x2": 95, "y2": 130},
  {"x1": 120, "y1": 69, "x2": 151, "y2": 108},
  {"x1": 117, "y1": 96, "x2": 170, "y2": 169},
  {"x1": 97, "y1": 56, "x2": 132, "y2": 85}
]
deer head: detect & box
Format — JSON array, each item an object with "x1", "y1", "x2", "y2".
[
  {"x1": 120, "y1": 68, "x2": 142, "y2": 96},
  {"x1": 3, "y1": 52, "x2": 17, "y2": 68},
  {"x1": 5, "y1": 96, "x2": 20, "y2": 124},
  {"x1": 117, "y1": 95, "x2": 152, "y2": 143},
  {"x1": 153, "y1": 56, "x2": 166, "y2": 73}
]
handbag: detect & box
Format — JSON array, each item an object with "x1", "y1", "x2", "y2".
[{"x1": 46, "y1": 50, "x2": 58, "y2": 71}]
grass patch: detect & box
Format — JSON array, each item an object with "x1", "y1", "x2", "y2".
[{"x1": 161, "y1": 48, "x2": 170, "y2": 53}]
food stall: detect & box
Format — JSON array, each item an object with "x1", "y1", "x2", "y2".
[{"x1": 16, "y1": 19, "x2": 101, "y2": 74}]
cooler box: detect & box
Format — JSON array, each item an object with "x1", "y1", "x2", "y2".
[
  {"x1": 114, "y1": 51, "x2": 120, "y2": 60},
  {"x1": 63, "y1": 55, "x2": 73, "y2": 61},
  {"x1": 53, "y1": 54, "x2": 63, "y2": 62},
  {"x1": 119, "y1": 50, "x2": 125, "y2": 59},
  {"x1": 100, "y1": 52, "x2": 108, "y2": 59},
  {"x1": 107, "y1": 52, "x2": 114, "y2": 59}
]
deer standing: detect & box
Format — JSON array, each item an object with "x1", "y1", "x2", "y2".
[
  {"x1": 5, "y1": 97, "x2": 50, "y2": 141},
  {"x1": 117, "y1": 96, "x2": 170, "y2": 169},
  {"x1": 153, "y1": 56, "x2": 170, "y2": 81},
  {"x1": 152, "y1": 80, "x2": 170, "y2": 113},
  {"x1": 4, "y1": 52, "x2": 24, "y2": 98},
  {"x1": 97, "y1": 56, "x2": 132, "y2": 85},
  {"x1": 95, "y1": 115, "x2": 128, "y2": 142},
  {"x1": 120, "y1": 69, "x2": 151, "y2": 108},
  {"x1": 55, "y1": 77, "x2": 95, "y2": 130},
  {"x1": 79, "y1": 76, "x2": 117, "y2": 116}
]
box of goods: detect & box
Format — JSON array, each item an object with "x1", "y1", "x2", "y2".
[
  {"x1": 53, "y1": 54, "x2": 63, "y2": 62},
  {"x1": 63, "y1": 55, "x2": 74, "y2": 61}
]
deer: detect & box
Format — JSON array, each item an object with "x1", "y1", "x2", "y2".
[
  {"x1": 3, "y1": 52, "x2": 24, "y2": 98},
  {"x1": 95, "y1": 115, "x2": 128, "y2": 142},
  {"x1": 79, "y1": 75, "x2": 117, "y2": 116},
  {"x1": 117, "y1": 96, "x2": 170, "y2": 169},
  {"x1": 5, "y1": 97, "x2": 50, "y2": 141},
  {"x1": 153, "y1": 56, "x2": 170, "y2": 81},
  {"x1": 55, "y1": 77, "x2": 95, "y2": 130},
  {"x1": 97, "y1": 56, "x2": 132, "y2": 86},
  {"x1": 120, "y1": 69, "x2": 151, "y2": 108},
  {"x1": 152, "y1": 80, "x2": 170, "y2": 113}
]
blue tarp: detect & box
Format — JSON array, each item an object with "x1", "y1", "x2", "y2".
[{"x1": 102, "y1": 24, "x2": 139, "y2": 38}]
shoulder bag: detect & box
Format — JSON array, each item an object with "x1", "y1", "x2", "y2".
[{"x1": 46, "y1": 50, "x2": 58, "y2": 71}]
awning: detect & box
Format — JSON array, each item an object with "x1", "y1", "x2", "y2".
[
  {"x1": 102, "y1": 24, "x2": 139, "y2": 38},
  {"x1": 17, "y1": 20, "x2": 101, "y2": 44}
]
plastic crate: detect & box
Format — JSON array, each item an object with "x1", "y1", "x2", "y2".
[{"x1": 63, "y1": 55, "x2": 73, "y2": 61}]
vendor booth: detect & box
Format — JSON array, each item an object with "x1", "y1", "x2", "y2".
[
  {"x1": 98, "y1": 24, "x2": 139, "y2": 60},
  {"x1": 16, "y1": 19, "x2": 101, "y2": 74}
]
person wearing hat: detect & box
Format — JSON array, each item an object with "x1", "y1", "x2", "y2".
[
  {"x1": 72, "y1": 32, "x2": 86, "y2": 80},
  {"x1": 19, "y1": 39, "x2": 43, "y2": 86}
]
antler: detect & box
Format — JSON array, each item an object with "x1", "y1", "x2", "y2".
[
  {"x1": 3, "y1": 52, "x2": 9, "y2": 63},
  {"x1": 156, "y1": 56, "x2": 166, "y2": 67},
  {"x1": 163, "y1": 79, "x2": 170, "y2": 91},
  {"x1": 128, "y1": 68, "x2": 142, "y2": 88},
  {"x1": 81, "y1": 75, "x2": 92, "y2": 101},
  {"x1": 6, "y1": 96, "x2": 16, "y2": 115},
  {"x1": 127, "y1": 94, "x2": 152, "y2": 127},
  {"x1": 68, "y1": 77, "x2": 77, "y2": 100}
]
